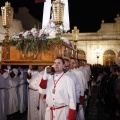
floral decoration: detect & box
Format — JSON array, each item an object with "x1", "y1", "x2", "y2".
[
  {"x1": 2, "y1": 21, "x2": 77, "y2": 54},
  {"x1": 2, "y1": 27, "x2": 61, "y2": 54}
]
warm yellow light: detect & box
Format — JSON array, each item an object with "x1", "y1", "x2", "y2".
[{"x1": 1, "y1": 1, "x2": 14, "y2": 37}]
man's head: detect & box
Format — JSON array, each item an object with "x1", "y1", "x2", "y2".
[
  {"x1": 29, "y1": 65, "x2": 33, "y2": 70},
  {"x1": 83, "y1": 60, "x2": 87, "y2": 66},
  {"x1": 116, "y1": 66, "x2": 120, "y2": 76},
  {"x1": 78, "y1": 59, "x2": 84, "y2": 67},
  {"x1": 38, "y1": 65, "x2": 45, "y2": 72},
  {"x1": 75, "y1": 59, "x2": 79, "y2": 68},
  {"x1": 103, "y1": 67, "x2": 110, "y2": 74},
  {"x1": 63, "y1": 58, "x2": 70, "y2": 72},
  {"x1": 29, "y1": 65, "x2": 38, "y2": 70},
  {"x1": 53, "y1": 57, "x2": 65, "y2": 74},
  {"x1": 7, "y1": 65, "x2": 11, "y2": 70},
  {"x1": 110, "y1": 64, "x2": 118, "y2": 73},
  {"x1": 79, "y1": 59, "x2": 86, "y2": 67},
  {"x1": 70, "y1": 57, "x2": 77, "y2": 69}
]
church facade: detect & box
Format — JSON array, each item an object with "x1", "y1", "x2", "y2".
[{"x1": 63, "y1": 14, "x2": 120, "y2": 66}]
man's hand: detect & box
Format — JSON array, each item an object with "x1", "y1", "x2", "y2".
[
  {"x1": 43, "y1": 66, "x2": 50, "y2": 80},
  {"x1": 28, "y1": 69, "x2": 32, "y2": 74}
]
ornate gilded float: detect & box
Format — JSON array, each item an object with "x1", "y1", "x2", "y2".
[
  {"x1": 1, "y1": 38, "x2": 78, "y2": 65},
  {"x1": 1, "y1": 0, "x2": 78, "y2": 65}
]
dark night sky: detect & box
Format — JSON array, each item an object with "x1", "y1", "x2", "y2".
[
  {"x1": 70, "y1": 1, "x2": 120, "y2": 32},
  {"x1": 0, "y1": 0, "x2": 120, "y2": 32}
]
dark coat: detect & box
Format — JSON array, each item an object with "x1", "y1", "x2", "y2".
[{"x1": 115, "y1": 77, "x2": 120, "y2": 104}]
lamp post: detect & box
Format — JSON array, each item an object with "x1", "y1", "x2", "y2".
[
  {"x1": 72, "y1": 26, "x2": 79, "y2": 46},
  {"x1": 52, "y1": 0, "x2": 64, "y2": 39},
  {"x1": 94, "y1": 48, "x2": 102, "y2": 64},
  {"x1": 1, "y1": 1, "x2": 14, "y2": 40},
  {"x1": 96, "y1": 55, "x2": 100, "y2": 64}
]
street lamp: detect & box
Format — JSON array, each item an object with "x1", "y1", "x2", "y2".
[
  {"x1": 1, "y1": 1, "x2": 14, "y2": 40},
  {"x1": 94, "y1": 48, "x2": 102, "y2": 64},
  {"x1": 52, "y1": 0, "x2": 64, "y2": 39}
]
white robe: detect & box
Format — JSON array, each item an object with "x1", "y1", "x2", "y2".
[
  {"x1": 37, "y1": 70, "x2": 47, "y2": 120},
  {"x1": 83, "y1": 65, "x2": 92, "y2": 96},
  {"x1": 65, "y1": 70, "x2": 81, "y2": 103},
  {"x1": 40, "y1": 72, "x2": 76, "y2": 120},
  {"x1": 5, "y1": 74, "x2": 19, "y2": 115},
  {"x1": 79, "y1": 66, "x2": 89, "y2": 90},
  {"x1": 27, "y1": 70, "x2": 44, "y2": 120},
  {"x1": 79, "y1": 66, "x2": 89, "y2": 109},
  {"x1": 17, "y1": 69, "x2": 27, "y2": 113},
  {"x1": 71, "y1": 69, "x2": 85, "y2": 96},
  {"x1": 71, "y1": 69, "x2": 85, "y2": 120}
]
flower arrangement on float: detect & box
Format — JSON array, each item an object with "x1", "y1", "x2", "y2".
[
  {"x1": 2, "y1": 24, "x2": 77, "y2": 54},
  {"x1": 2, "y1": 26, "x2": 62, "y2": 54}
]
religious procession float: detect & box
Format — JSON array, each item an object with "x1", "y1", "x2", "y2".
[{"x1": 0, "y1": 0, "x2": 78, "y2": 65}]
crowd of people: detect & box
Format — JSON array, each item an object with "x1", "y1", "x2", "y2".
[
  {"x1": 91, "y1": 64, "x2": 120, "y2": 120},
  {"x1": 1, "y1": 57, "x2": 120, "y2": 120},
  {"x1": 0, "y1": 57, "x2": 92, "y2": 120},
  {"x1": 0, "y1": 65, "x2": 28, "y2": 120}
]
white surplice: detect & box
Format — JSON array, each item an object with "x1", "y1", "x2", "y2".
[
  {"x1": 5, "y1": 73, "x2": 19, "y2": 115},
  {"x1": 40, "y1": 72, "x2": 76, "y2": 120},
  {"x1": 17, "y1": 68, "x2": 27, "y2": 113},
  {"x1": 65, "y1": 70, "x2": 81, "y2": 103},
  {"x1": 27, "y1": 70, "x2": 44, "y2": 120}
]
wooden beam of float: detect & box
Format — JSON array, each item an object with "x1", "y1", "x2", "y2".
[{"x1": 1, "y1": 41, "x2": 78, "y2": 65}]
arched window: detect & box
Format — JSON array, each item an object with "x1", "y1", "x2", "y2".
[
  {"x1": 104, "y1": 50, "x2": 115, "y2": 55},
  {"x1": 103, "y1": 49, "x2": 116, "y2": 66},
  {"x1": 78, "y1": 50, "x2": 86, "y2": 59}
]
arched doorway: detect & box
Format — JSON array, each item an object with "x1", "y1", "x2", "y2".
[
  {"x1": 103, "y1": 50, "x2": 116, "y2": 66},
  {"x1": 78, "y1": 50, "x2": 86, "y2": 59}
]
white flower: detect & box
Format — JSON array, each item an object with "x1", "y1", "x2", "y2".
[
  {"x1": 48, "y1": 30, "x2": 56, "y2": 38},
  {"x1": 33, "y1": 31, "x2": 39, "y2": 37},
  {"x1": 31, "y1": 28, "x2": 39, "y2": 37},
  {"x1": 38, "y1": 29, "x2": 44, "y2": 37},
  {"x1": 50, "y1": 22, "x2": 56, "y2": 29},
  {"x1": 31, "y1": 28, "x2": 37, "y2": 33},
  {"x1": 22, "y1": 31, "x2": 29, "y2": 38},
  {"x1": 19, "y1": 32, "x2": 24, "y2": 35},
  {"x1": 12, "y1": 34, "x2": 20, "y2": 39}
]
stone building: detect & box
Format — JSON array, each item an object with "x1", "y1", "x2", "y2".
[{"x1": 63, "y1": 14, "x2": 120, "y2": 66}]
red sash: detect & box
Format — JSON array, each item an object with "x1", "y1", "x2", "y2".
[{"x1": 50, "y1": 105, "x2": 67, "y2": 120}]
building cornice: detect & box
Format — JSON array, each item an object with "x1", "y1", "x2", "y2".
[{"x1": 63, "y1": 32, "x2": 120, "y2": 41}]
